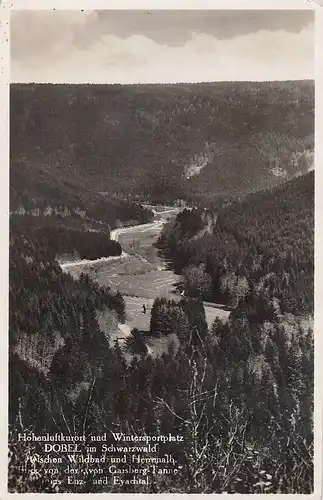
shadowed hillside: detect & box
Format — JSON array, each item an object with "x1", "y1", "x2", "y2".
[{"x1": 11, "y1": 80, "x2": 314, "y2": 206}]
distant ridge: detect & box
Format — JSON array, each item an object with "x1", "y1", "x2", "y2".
[
  {"x1": 10, "y1": 80, "x2": 314, "y2": 207},
  {"x1": 12, "y1": 79, "x2": 314, "y2": 86}
]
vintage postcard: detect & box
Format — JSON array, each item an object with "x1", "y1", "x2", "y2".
[{"x1": 1, "y1": 0, "x2": 321, "y2": 497}]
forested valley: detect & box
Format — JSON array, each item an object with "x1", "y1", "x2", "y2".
[
  {"x1": 8, "y1": 76, "x2": 315, "y2": 494},
  {"x1": 9, "y1": 171, "x2": 314, "y2": 493}
]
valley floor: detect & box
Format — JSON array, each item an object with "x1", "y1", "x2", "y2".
[{"x1": 60, "y1": 209, "x2": 230, "y2": 355}]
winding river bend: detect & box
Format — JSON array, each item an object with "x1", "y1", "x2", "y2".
[{"x1": 60, "y1": 207, "x2": 230, "y2": 351}]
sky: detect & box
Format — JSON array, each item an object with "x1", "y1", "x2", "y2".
[{"x1": 10, "y1": 10, "x2": 315, "y2": 83}]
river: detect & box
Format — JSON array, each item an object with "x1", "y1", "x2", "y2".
[{"x1": 60, "y1": 207, "x2": 230, "y2": 353}]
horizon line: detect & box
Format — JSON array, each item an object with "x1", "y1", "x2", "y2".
[{"x1": 10, "y1": 78, "x2": 315, "y2": 85}]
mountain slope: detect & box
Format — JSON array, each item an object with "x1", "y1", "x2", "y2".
[
  {"x1": 157, "y1": 171, "x2": 314, "y2": 315},
  {"x1": 10, "y1": 80, "x2": 314, "y2": 205}
]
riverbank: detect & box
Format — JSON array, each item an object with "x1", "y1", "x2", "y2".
[{"x1": 59, "y1": 251, "x2": 129, "y2": 270}]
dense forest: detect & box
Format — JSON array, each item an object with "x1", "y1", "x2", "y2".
[
  {"x1": 8, "y1": 172, "x2": 314, "y2": 493},
  {"x1": 157, "y1": 172, "x2": 314, "y2": 316},
  {"x1": 8, "y1": 253, "x2": 314, "y2": 493},
  {"x1": 10, "y1": 215, "x2": 123, "y2": 261},
  {"x1": 11, "y1": 81, "x2": 314, "y2": 206}
]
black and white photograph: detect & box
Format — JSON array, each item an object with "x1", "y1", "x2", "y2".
[{"x1": 7, "y1": 6, "x2": 316, "y2": 495}]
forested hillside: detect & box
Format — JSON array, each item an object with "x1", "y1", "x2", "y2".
[
  {"x1": 9, "y1": 240, "x2": 313, "y2": 494},
  {"x1": 9, "y1": 172, "x2": 314, "y2": 493},
  {"x1": 157, "y1": 172, "x2": 314, "y2": 315},
  {"x1": 11, "y1": 81, "x2": 314, "y2": 205}
]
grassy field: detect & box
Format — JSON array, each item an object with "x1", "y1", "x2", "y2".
[
  {"x1": 62, "y1": 216, "x2": 230, "y2": 359},
  {"x1": 93, "y1": 221, "x2": 180, "y2": 300}
]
